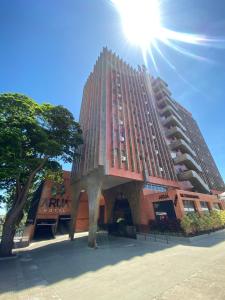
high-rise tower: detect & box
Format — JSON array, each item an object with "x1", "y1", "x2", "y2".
[{"x1": 71, "y1": 48, "x2": 224, "y2": 247}]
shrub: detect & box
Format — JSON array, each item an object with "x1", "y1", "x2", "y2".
[{"x1": 181, "y1": 210, "x2": 225, "y2": 235}]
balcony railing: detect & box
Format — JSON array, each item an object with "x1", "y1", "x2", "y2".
[
  {"x1": 153, "y1": 79, "x2": 171, "y2": 96},
  {"x1": 157, "y1": 96, "x2": 178, "y2": 112},
  {"x1": 178, "y1": 170, "x2": 210, "y2": 193},
  {"x1": 162, "y1": 115, "x2": 186, "y2": 132},
  {"x1": 159, "y1": 104, "x2": 182, "y2": 121},
  {"x1": 169, "y1": 139, "x2": 196, "y2": 157},
  {"x1": 166, "y1": 126, "x2": 191, "y2": 144},
  {"x1": 174, "y1": 153, "x2": 202, "y2": 172}
]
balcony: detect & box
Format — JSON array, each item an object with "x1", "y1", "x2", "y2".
[
  {"x1": 153, "y1": 79, "x2": 171, "y2": 96},
  {"x1": 162, "y1": 115, "x2": 186, "y2": 132},
  {"x1": 166, "y1": 126, "x2": 191, "y2": 144},
  {"x1": 170, "y1": 139, "x2": 196, "y2": 157},
  {"x1": 159, "y1": 104, "x2": 182, "y2": 121},
  {"x1": 178, "y1": 170, "x2": 210, "y2": 193},
  {"x1": 174, "y1": 153, "x2": 202, "y2": 172},
  {"x1": 157, "y1": 96, "x2": 178, "y2": 112}
]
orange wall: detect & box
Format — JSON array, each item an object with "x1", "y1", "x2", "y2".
[
  {"x1": 36, "y1": 171, "x2": 89, "y2": 232},
  {"x1": 141, "y1": 188, "x2": 224, "y2": 226}
]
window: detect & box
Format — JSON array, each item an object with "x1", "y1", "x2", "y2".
[
  {"x1": 144, "y1": 183, "x2": 167, "y2": 192},
  {"x1": 200, "y1": 201, "x2": 209, "y2": 212},
  {"x1": 183, "y1": 200, "x2": 196, "y2": 212}
]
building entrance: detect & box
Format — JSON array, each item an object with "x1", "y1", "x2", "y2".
[
  {"x1": 57, "y1": 215, "x2": 71, "y2": 235},
  {"x1": 153, "y1": 200, "x2": 176, "y2": 221},
  {"x1": 33, "y1": 219, "x2": 56, "y2": 240},
  {"x1": 109, "y1": 197, "x2": 136, "y2": 238}
]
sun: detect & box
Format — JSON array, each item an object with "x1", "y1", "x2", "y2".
[
  {"x1": 112, "y1": 0, "x2": 161, "y2": 50},
  {"x1": 111, "y1": 0, "x2": 221, "y2": 71}
]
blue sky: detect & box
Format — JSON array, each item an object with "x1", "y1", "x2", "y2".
[{"x1": 0, "y1": 0, "x2": 225, "y2": 185}]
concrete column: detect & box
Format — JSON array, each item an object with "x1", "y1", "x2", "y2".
[
  {"x1": 87, "y1": 180, "x2": 103, "y2": 248},
  {"x1": 123, "y1": 181, "x2": 144, "y2": 226},
  {"x1": 207, "y1": 201, "x2": 213, "y2": 211},
  {"x1": 195, "y1": 200, "x2": 202, "y2": 215},
  {"x1": 175, "y1": 197, "x2": 185, "y2": 219},
  {"x1": 103, "y1": 190, "x2": 117, "y2": 223},
  {"x1": 69, "y1": 180, "x2": 82, "y2": 241}
]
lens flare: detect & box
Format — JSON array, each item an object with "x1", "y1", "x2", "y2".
[{"x1": 111, "y1": 0, "x2": 224, "y2": 71}]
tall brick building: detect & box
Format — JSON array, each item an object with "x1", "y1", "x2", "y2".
[{"x1": 70, "y1": 48, "x2": 224, "y2": 247}]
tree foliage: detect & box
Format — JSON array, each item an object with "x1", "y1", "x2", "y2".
[{"x1": 0, "y1": 93, "x2": 82, "y2": 256}]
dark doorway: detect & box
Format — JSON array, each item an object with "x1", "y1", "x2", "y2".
[
  {"x1": 113, "y1": 198, "x2": 133, "y2": 225},
  {"x1": 33, "y1": 219, "x2": 56, "y2": 240},
  {"x1": 153, "y1": 200, "x2": 176, "y2": 220},
  {"x1": 57, "y1": 215, "x2": 71, "y2": 235},
  {"x1": 109, "y1": 197, "x2": 136, "y2": 238}
]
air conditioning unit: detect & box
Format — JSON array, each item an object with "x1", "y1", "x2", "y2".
[
  {"x1": 119, "y1": 120, "x2": 124, "y2": 125},
  {"x1": 120, "y1": 136, "x2": 125, "y2": 142},
  {"x1": 160, "y1": 167, "x2": 164, "y2": 172},
  {"x1": 121, "y1": 156, "x2": 127, "y2": 162}
]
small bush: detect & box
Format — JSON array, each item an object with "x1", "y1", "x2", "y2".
[{"x1": 181, "y1": 210, "x2": 225, "y2": 235}]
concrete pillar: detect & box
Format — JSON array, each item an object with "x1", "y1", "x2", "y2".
[
  {"x1": 175, "y1": 197, "x2": 185, "y2": 219},
  {"x1": 207, "y1": 201, "x2": 213, "y2": 211},
  {"x1": 69, "y1": 180, "x2": 82, "y2": 241},
  {"x1": 87, "y1": 180, "x2": 103, "y2": 248},
  {"x1": 103, "y1": 190, "x2": 117, "y2": 223},
  {"x1": 123, "y1": 181, "x2": 144, "y2": 226},
  {"x1": 195, "y1": 200, "x2": 202, "y2": 215}
]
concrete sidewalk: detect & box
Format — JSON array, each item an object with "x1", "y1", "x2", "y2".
[{"x1": 1, "y1": 231, "x2": 225, "y2": 300}]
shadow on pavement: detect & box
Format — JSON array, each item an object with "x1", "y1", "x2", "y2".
[{"x1": 0, "y1": 230, "x2": 225, "y2": 296}]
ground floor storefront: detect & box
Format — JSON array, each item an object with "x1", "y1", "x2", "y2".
[{"x1": 23, "y1": 171, "x2": 225, "y2": 244}]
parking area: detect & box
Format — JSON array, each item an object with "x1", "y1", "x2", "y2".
[{"x1": 1, "y1": 231, "x2": 225, "y2": 300}]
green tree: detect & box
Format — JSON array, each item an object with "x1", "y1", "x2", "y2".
[{"x1": 0, "y1": 93, "x2": 82, "y2": 257}]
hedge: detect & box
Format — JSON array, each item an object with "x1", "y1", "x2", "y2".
[{"x1": 181, "y1": 210, "x2": 225, "y2": 235}]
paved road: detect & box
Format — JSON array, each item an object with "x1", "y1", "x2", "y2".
[{"x1": 1, "y1": 231, "x2": 225, "y2": 300}]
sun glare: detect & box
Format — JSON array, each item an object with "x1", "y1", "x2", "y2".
[
  {"x1": 113, "y1": 0, "x2": 161, "y2": 49},
  {"x1": 111, "y1": 0, "x2": 224, "y2": 71}
]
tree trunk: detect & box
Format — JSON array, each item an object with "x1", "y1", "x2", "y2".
[
  {"x1": 0, "y1": 159, "x2": 47, "y2": 257},
  {"x1": 0, "y1": 210, "x2": 20, "y2": 257}
]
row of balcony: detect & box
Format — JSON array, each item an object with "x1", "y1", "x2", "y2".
[
  {"x1": 157, "y1": 95, "x2": 178, "y2": 112},
  {"x1": 166, "y1": 126, "x2": 191, "y2": 144},
  {"x1": 159, "y1": 104, "x2": 182, "y2": 122},
  {"x1": 153, "y1": 80, "x2": 210, "y2": 193},
  {"x1": 169, "y1": 138, "x2": 196, "y2": 157},
  {"x1": 162, "y1": 114, "x2": 186, "y2": 132},
  {"x1": 173, "y1": 153, "x2": 202, "y2": 172},
  {"x1": 153, "y1": 79, "x2": 172, "y2": 98},
  {"x1": 178, "y1": 170, "x2": 210, "y2": 193}
]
